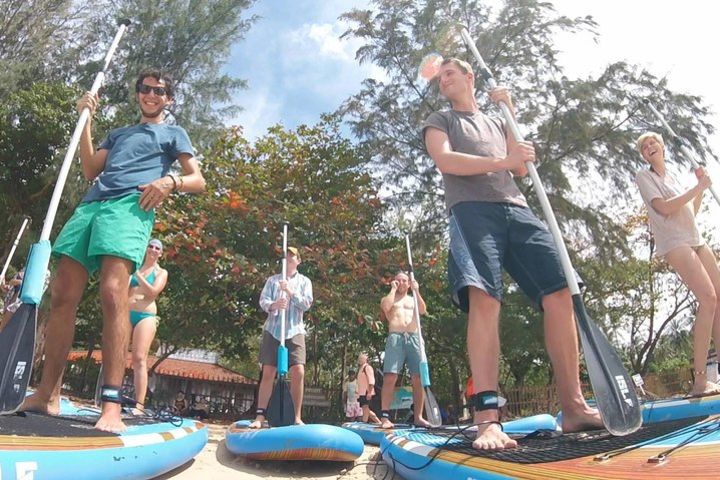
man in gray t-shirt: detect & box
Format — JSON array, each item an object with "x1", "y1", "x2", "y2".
[{"x1": 422, "y1": 58, "x2": 601, "y2": 451}]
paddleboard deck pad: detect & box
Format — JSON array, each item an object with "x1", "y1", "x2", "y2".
[
  {"x1": 343, "y1": 414, "x2": 557, "y2": 446},
  {"x1": 0, "y1": 407, "x2": 207, "y2": 480},
  {"x1": 382, "y1": 414, "x2": 720, "y2": 479},
  {"x1": 226, "y1": 420, "x2": 364, "y2": 461}
]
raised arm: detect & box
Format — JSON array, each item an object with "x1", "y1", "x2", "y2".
[
  {"x1": 133, "y1": 268, "x2": 168, "y2": 300},
  {"x1": 380, "y1": 281, "x2": 398, "y2": 318},
  {"x1": 76, "y1": 91, "x2": 108, "y2": 181},
  {"x1": 650, "y1": 177, "x2": 709, "y2": 216},
  {"x1": 425, "y1": 127, "x2": 533, "y2": 177},
  {"x1": 411, "y1": 280, "x2": 427, "y2": 316}
]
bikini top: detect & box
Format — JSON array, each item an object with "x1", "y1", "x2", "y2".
[{"x1": 130, "y1": 268, "x2": 157, "y2": 288}]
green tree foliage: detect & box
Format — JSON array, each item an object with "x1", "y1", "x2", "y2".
[
  {"x1": 0, "y1": 0, "x2": 81, "y2": 97},
  {"x1": 0, "y1": 83, "x2": 90, "y2": 254},
  {"x1": 141, "y1": 117, "x2": 390, "y2": 382},
  {"x1": 340, "y1": 0, "x2": 715, "y2": 260}
]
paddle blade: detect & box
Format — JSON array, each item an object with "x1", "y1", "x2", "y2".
[
  {"x1": 423, "y1": 387, "x2": 442, "y2": 427},
  {"x1": 0, "y1": 304, "x2": 37, "y2": 414},
  {"x1": 267, "y1": 376, "x2": 295, "y2": 427},
  {"x1": 572, "y1": 295, "x2": 641, "y2": 436}
]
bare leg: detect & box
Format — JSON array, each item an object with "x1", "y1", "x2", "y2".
[
  {"x1": 380, "y1": 372, "x2": 398, "y2": 428},
  {"x1": 468, "y1": 287, "x2": 516, "y2": 450},
  {"x1": 20, "y1": 257, "x2": 88, "y2": 415},
  {"x1": 249, "y1": 364, "x2": 276, "y2": 428},
  {"x1": 95, "y1": 256, "x2": 133, "y2": 433},
  {"x1": 289, "y1": 363, "x2": 305, "y2": 424},
  {"x1": 366, "y1": 407, "x2": 380, "y2": 424},
  {"x1": 411, "y1": 374, "x2": 431, "y2": 427},
  {"x1": 131, "y1": 317, "x2": 157, "y2": 408},
  {"x1": 542, "y1": 288, "x2": 603, "y2": 432},
  {"x1": 696, "y1": 246, "x2": 720, "y2": 363},
  {"x1": 666, "y1": 246, "x2": 720, "y2": 395}
]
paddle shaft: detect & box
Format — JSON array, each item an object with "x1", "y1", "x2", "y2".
[
  {"x1": 404, "y1": 235, "x2": 430, "y2": 385},
  {"x1": 20, "y1": 19, "x2": 131, "y2": 306},
  {"x1": 0, "y1": 217, "x2": 30, "y2": 281},
  {"x1": 277, "y1": 223, "x2": 289, "y2": 376},
  {"x1": 644, "y1": 100, "x2": 720, "y2": 206}
]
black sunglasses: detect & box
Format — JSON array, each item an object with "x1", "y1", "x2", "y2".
[{"x1": 136, "y1": 84, "x2": 168, "y2": 96}]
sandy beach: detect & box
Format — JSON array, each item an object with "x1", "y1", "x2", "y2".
[{"x1": 154, "y1": 423, "x2": 393, "y2": 480}]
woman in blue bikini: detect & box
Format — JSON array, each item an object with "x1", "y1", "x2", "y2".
[{"x1": 129, "y1": 238, "x2": 168, "y2": 408}]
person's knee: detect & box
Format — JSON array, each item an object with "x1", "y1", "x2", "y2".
[
  {"x1": 290, "y1": 364, "x2": 305, "y2": 378},
  {"x1": 99, "y1": 279, "x2": 128, "y2": 310},
  {"x1": 50, "y1": 274, "x2": 83, "y2": 311},
  {"x1": 468, "y1": 287, "x2": 500, "y2": 318},
  {"x1": 132, "y1": 351, "x2": 148, "y2": 369},
  {"x1": 541, "y1": 288, "x2": 572, "y2": 312},
  {"x1": 261, "y1": 365, "x2": 277, "y2": 384},
  {"x1": 699, "y1": 287, "x2": 718, "y2": 308}
]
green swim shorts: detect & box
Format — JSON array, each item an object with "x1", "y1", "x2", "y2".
[{"x1": 52, "y1": 193, "x2": 154, "y2": 275}]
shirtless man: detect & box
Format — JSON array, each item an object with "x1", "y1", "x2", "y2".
[{"x1": 378, "y1": 271, "x2": 431, "y2": 428}]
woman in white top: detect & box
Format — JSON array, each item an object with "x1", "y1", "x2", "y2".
[{"x1": 635, "y1": 132, "x2": 720, "y2": 396}]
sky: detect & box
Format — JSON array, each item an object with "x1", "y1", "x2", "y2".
[{"x1": 224, "y1": 0, "x2": 720, "y2": 226}]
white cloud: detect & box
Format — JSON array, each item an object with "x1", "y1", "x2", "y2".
[{"x1": 226, "y1": 87, "x2": 284, "y2": 140}]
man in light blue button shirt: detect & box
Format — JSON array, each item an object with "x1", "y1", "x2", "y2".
[{"x1": 250, "y1": 246, "x2": 313, "y2": 428}]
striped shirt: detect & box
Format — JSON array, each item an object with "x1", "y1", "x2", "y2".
[{"x1": 259, "y1": 271, "x2": 313, "y2": 341}]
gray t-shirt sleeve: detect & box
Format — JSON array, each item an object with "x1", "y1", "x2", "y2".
[{"x1": 422, "y1": 111, "x2": 450, "y2": 140}]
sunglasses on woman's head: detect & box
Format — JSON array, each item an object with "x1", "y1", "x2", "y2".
[{"x1": 136, "y1": 84, "x2": 168, "y2": 96}]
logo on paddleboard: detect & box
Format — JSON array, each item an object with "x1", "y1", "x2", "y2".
[{"x1": 614, "y1": 375, "x2": 634, "y2": 407}]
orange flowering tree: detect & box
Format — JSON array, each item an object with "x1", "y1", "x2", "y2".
[{"x1": 150, "y1": 116, "x2": 393, "y2": 378}]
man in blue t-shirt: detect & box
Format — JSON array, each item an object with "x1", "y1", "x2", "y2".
[{"x1": 21, "y1": 69, "x2": 206, "y2": 432}]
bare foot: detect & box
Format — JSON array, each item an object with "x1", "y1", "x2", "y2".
[
  {"x1": 248, "y1": 415, "x2": 265, "y2": 429},
  {"x1": 295, "y1": 418, "x2": 305, "y2": 425},
  {"x1": 689, "y1": 381, "x2": 720, "y2": 397},
  {"x1": 380, "y1": 417, "x2": 394, "y2": 429},
  {"x1": 414, "y1": 417, "x2": 432, "y2": 428},
  {"x1": 95, "y1": 403, "x2": 126, "y2": 433},
  {"x1": 561, "y1": 406, "x2": 603, "y2": 433},
  {"x1": 19, "y1": 393, "x2": 60, "y2": 416},
  {"x1": 473, "y1": 422, "x2": 517, "y2": 451}
]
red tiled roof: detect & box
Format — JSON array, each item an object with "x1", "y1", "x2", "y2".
[{"x1": 68, "y1": 351, "x2": 257, "y2": 385}]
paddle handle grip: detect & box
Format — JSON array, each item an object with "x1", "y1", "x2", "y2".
[
  {"x1": 277, "y1": 345, "x2": 288, "y2": 376},
  {"x1": 419, "y1": 362, "x2": 431, "y2": 388},
  {"x1": 19, "y1": 241, "x2": 51, "y2": 305}
]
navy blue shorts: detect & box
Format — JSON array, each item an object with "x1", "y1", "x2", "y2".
[{"x1": 448, "y1": 201, "x2": 579, "y2": 312}]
